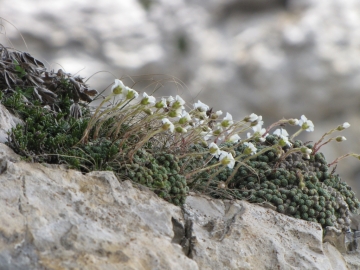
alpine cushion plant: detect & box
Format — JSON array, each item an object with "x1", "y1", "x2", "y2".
[{"x1": 1, "y1": 46, "x2": 359, "y2": 231}]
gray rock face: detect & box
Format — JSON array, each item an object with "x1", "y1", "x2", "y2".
[
  {"x1": 0, "y1": 104, "x2": 22, "y2": 144},
  {"x1": 0, "y1": 146, "x2": 197, "y2": 269},
  {"x1": 0, "y1": 141, "x2": 359, "y2": 269}
]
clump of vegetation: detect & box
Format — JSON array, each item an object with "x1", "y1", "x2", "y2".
[{"x1": 1, "y1": 44, "x2": 359, "y2": 231}]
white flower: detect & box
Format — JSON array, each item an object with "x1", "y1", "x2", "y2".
[
  {"x1": 211, "y1": 110, "x2": 223, "y2": 120},
  {"x1": 167, "y1": 96, "x2": 174, "y2": 105},
  {"x1": 243, "y1": 142, "x2": 257, "y2": 155},
  {"x1": 179, "y1": 111, "x2": 191, "y2": 124},
  {"x1": 194, "y1": 100, "x2": 209, "y2": 112},
  {"x1": 171, "y1": 95, "x2": 186, "y2": 109},
  {"x1": 245, "y1": 113, "x2": 258, "y2": 122},
  {"x1": 251, "y1": 115, "x2": 263, "y2": 128},
  {"x1": 111, "y1": 79, "x2": 127, "y2": 96},
  {"x1": 280, "y1": 136, "x2": 292, "y2": 147},
  {"x1": 253, "y1": 125, "x2": 267, "y2": 135},
  {"x1": 298, "y1": 115, "x2": 314, "y2": 132},
  {"x1": 155, "y1": 98, "x2": 167, "y2": 109},
  {"x1": 219, "y1": 151, "x2": 235, "y2": 169},
  {"x1": 342, "y1": 122, "x2": 350, "y2": 129},
  {"x1": 141, "y1": 92, "x2": 156, "y2": 106},
  {"x1": 273, "y1": 129, "x2": 292, "y2": 147},
  {"x1": 273, "y1": 129, "x2": 289, "y2": 137},
  {"x1": 161, "y1": 118, "x2": 174, "y2": 133},
  {"x1": 125, "y1": 87, "x2": 139, "y2": 100},
  {"x1": 228, "y1": 134, "x2": 241, "y2": 143},
  {"x1": 337, "y1": 122, "x2": 350, "y2": 131},
  {"x1": 213, "y1": 126, "x2": 223, "y2": 136},
  {"x1": 251, "y1": 125, "x2": 268, "y2": 142},
  {"x1": 221, "y1": 112, "x2": 234, "y2": 127},
  {"x1": 197, "y1": 111, "x2": 208, "y2": 120},
  {"x1": 208, "y1": 142, "x2": 221, "y2": 157},
  {"x1": 168, "y1": 108, "x2": 182, "y2": 118}
]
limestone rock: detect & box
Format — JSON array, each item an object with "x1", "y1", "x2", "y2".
[
  {"x1": 0, "y1": 144, "x2": 197, "y2": 269},
  {"x1": 0, "y1": 142, "x2": 360, "y2": 269},
  {"x1": 0, "y1": 104, "x2": 22, "y2": 144},
  {"x1": 184, "y1": 195, "x2": 332, "y2": 269}
]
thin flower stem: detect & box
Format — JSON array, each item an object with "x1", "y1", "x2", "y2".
[
  {"x1": 290, "y1": 128, "x2": 303, "y2": 141},
  {"x1": 186, "y1": 162, "x2": 223, "y2": 181}
]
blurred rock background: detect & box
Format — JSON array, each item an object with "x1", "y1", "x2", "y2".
[{"x1": 2, "y1": 0, "x2": 360, "y2": 197}]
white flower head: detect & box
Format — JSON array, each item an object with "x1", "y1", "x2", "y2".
[
  {"x1": 252, "y1": 125, "x2": 267, "y2": 136},
  {"x1": 219, "y1": 151, "x2": 235, "y2": 169},
  {"x1": 111, "y1": 79, "x2": 127, "y2": 96},
  {"x1": 171, "y1": 95, "x2": 186, "y2": 109},
  {"x1": 213, "y1": 126, "x2": 224, "y2": 136},
  {"x1": 227, "y1": 134, "x2": 241, "y2": 143},
  {"x1": 273, "y1": 128, "x2": 289, "y2": 137},
  {"x1": 221, "y1": 112, "x2": 234, "y2": 128},
  {"x1": 179, "y1": 111, "x2": 191, "y2": 124},
  {"x1": 168, "y1": 108, "x2": 182, "y2": 118},
  {"x1": 244, "y1": 113, "x2": 258, "y2": 122},
  {"x1": 125, "y1": 87, "x2": 139, "y2": 100},
  {"x1": 208, "y1": 142, "x2": 221, "y2": 157},
  {"x1": 167, "y1": 96, "x2": 174, "y2": 105},
  {"x1": 243, "y1": 142, "x2": 257, "y2": 155},
  {"x1": 298, "y1": 115, "x2": 314, "y2": 132},
  {"x1": 273, "y1": 128, "x2": 292, "y2": 147},
  {"x1": 211, "y1": 110, "x2": 223, "y2": 120},
  {"x1": 251, "y1": 125, "x2": 268, "y2": 142},
  {"x1": 337, "y1": 122, "x2": 350, "y2": 131},
  {"x1": 194, "y1": 100, "x2": 209, "y2": 112},
  {"x1": 251, "y1": 115, "x2": 263, "y2": 127},
  {"x1": 141, "y1": 92, "x2": 156, "y2": 106},
  {"x1": 161, "y1": 118, "x2": 174, "y2": 133},
  {"x1": 155, "y1": 98, "x2": 167, "y2": 109}
]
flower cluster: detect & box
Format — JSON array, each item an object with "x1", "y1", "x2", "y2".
[{"x1": 85, "y1": 79, "x2": 356, "y2": 175}]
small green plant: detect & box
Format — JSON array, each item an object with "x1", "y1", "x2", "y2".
[{"x1": 1, "y1": 46, "x2": 359, "y2": 231}]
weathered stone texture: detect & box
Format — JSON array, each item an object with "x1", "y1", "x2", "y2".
[{"x1": 0, "y1": 142, "x2": 359, "y2": 269}]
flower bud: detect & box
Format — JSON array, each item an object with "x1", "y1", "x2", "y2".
[
  {"x1": 335, "y1": 136, "x2": 346, "y2": 142},
  {"x1": 218, "y1": 182, "x2": 226, "y2": 189},
  {"x1": 337, "y1": 122, "x2": 350, "y2": 131},
  {"x1": 288, "y1": 118, "x2": 299, "y2": 125},
  {"x1": 143, "y1": 108, "x2": 153, "y2": 115},
  {"x1": 300, "y1": 147, "x2": 312, "y2": 155},
  {"x1": 175, "y1": 126, "x2": 187, "y2": 133},
  {"x1": 155, "y1": 98, "x2": 166, "y2": 109}
]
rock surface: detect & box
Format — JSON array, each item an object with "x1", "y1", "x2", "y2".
[{"x1": 0, "y1": 142, "x2": 359, "y2": 269}]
